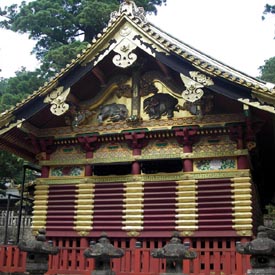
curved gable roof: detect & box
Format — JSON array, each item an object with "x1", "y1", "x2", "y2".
[{"x1": 1, "y1": 1, "x2": 275, "y2": 135}]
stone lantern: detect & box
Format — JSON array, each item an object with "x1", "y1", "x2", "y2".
[
  {"x1": 236, "y1": 226, "x2": 275, "y2": 275},
  {"x1": 84, "y1": 232, "x2": 124, "y2": 275},
  {"x1": 151, "y1": 231, "x2": 197, "y2": 275},
  {"x1": 18, "y1": 228, "x2": 59, "y2": 275}
]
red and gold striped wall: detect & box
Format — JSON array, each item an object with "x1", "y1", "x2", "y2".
[{"x1": 32, "y1": 177, "x2": 252, "y2": 238}]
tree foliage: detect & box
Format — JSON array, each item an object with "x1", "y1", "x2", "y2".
[
  {"x1": 262, "y1": 4, "x2": 275, "y2": 19},
  {"x1": 0, "y1": 0, "x2": 166, "y2": 76},
  {"x1": 0, "y1": 151, "x2": 24, "y2": 195},
  {"x1": 259, "y1": 57, "x2": 275, "y2": 83},
  {"x1": 0, "y1": 68, "x2": 45, "y2": 112}
]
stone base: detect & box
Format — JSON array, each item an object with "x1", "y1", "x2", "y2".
[
  {"x1": 26, "y1": 262, "x2": 48, "y2": 275},
  {"x1": 92, "y1": 270, "x2": 115, "y2": 275},
  {"x1": 248, "y1": 268, "x2": 275, "y2": 275}
]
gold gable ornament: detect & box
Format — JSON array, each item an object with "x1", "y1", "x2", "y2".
[
  {"x1": 180, "y1": 71, "x2": 214, "y2": 103},
  {"x1": 44, "y1": 86, "x2": 70, "y2": 116},
  {"x1": 113, "y1": 40, "x2": 138, "y2": 68}
]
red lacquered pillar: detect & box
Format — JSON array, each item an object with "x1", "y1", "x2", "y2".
[{"x1": 132, "y1": 148, "x2": 141, "y2": 175}]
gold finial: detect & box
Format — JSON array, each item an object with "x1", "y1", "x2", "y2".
[{"x1": 110, "y1": 0, "x2": 147, "y2": 24}]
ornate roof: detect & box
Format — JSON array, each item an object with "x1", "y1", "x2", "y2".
[{"x1": 0, "y1": 0, "x2": 274, "y2": 161}]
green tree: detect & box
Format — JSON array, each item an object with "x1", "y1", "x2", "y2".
[
  {"x1": 0, "y1": 69, "x2": 44, "y2": 190},
  {"x1": 0, "y1": 68, "x2": 45, "y2": 112},
  {"x1": 0, "y1": 151, "x2": 24, "y2": 194},
  {"x1": 263, "y1": 4, "x2": 275, "y2": 19},
  {"x1": 0, "y1": 0, "x2": 166, "y2": 77},
  {"x1": 259, "y1": 57, "x2": 275, "y2": 83}
]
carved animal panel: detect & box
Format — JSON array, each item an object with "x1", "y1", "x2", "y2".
[
  {"x1": 143, "y1": 93, "x2": 179, "y2": 119},
  {"x1": 97, "y1": 103, "x2": 129, "y2": 123}
]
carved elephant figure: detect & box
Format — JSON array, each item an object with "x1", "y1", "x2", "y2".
[
  {"x1": 143, "y1": 93, "x2": 178, "y2": 119},
  {"x1": 97, "y1": 103, "x2": 128, "y2": 123}
]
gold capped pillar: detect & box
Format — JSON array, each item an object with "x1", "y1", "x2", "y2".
[
  {"x1": 175, "y1": 128, "x2": 198, "y2": 172},
  {"x1": 77, "y1": 135, "x2": 98, "y2": 176},
  {"x1": 229, "y1": 125, "x2": 249, "y2": 169},
  {"x1": 31, "y1": 137, "x2": 55, "y2": 178},
  {"x1": 124, "y1": 132, "x2": 147, "y2": 175}
]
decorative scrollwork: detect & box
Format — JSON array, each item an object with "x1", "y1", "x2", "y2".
[
  {"x1": 44, "y1": 86, "x2": 70, "y2": 116},
  {"x1": 190, "y1": 71, "x2": 214, "y2": 86},
  {"x1": 180, "y1": 71, "x2": 214, "y2": 103},
  {"x1": 113, "y1": 41, "x2": 137, "y2": 68}
]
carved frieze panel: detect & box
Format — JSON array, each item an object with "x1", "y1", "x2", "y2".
[
  {"x1": 93, "y1": 142, "x2": 132, "y2": 163},
  {"x1": 142, "y1": 139, "x2": 182, "y2": 159},
  {"x1": 50, "y1": 145, "x2": 85, "y2": 162},
  {"x1": 193, "y1": 136, "x2": 237, "y2": 154}
]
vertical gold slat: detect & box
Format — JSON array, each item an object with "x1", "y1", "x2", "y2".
[
  {"x1": 32, "y1": 184, "x2": 49, "y2": 234},
  {"x1": 74, "y1": 183, "x2": 94, "y2": 236},
  {"x1": 176, "y1": 180, "x2": 198, "y2": 236},
  {"x1": 123, "y1": 181, "x2": 144, "y2": 236},
  {"x1": 231, "y1": 177, "x2": 253, "y2": 236}
]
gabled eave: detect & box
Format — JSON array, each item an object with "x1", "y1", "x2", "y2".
[{"x1": 1, "y1": 10, "x2": 275, "y2": 133}]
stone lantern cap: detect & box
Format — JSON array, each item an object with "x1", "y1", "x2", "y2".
[
  {"x1": 18, "y1": 228, "x2": 59, "y2": 255},
  {"x1": 84, "y1": 232, "x2": 124, "y2": 259},
  {"x1": 236, "y1": 228, "x2": 275, "y2": 256},
  {"x1": 151, "y1": 231, "x2": 197, "y2": 260}
]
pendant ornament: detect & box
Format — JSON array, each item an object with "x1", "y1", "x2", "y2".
[
  {"x1": 44, "y1": 86, "x2": 71, "y2": 116},
  {"x1": 113, "y1": 40, "x2": 137, "y2": 68},
  {"x1": 180, "y1": 71, "x2": 214, "y2": 103}
]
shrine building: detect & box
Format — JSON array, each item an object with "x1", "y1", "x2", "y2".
[{"x1": 1, "y1": 1, "x2": 275, "y2": 275}]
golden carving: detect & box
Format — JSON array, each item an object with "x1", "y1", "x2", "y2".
[
  {"x1": 93, "y1": 143, "x2": 132, "y2": 164},
  {"x1": 180, "y1": 71, "x2": 214, "y2": 103},
  {"x1": 113, "y1": 40, "x2": 137, "y2": 68},
  {"x1": 44, "y1": 86, "x2": 71, "y2": 116},
  {"x1": 236, "y1": 230, "x2": 253, "y2": 236},
  {"x1": 35, "y1": 113, "x2": 245, "y2": 138},
  {"x1": 246, "y1": 141, "x2": 256, "y2": 151},
  {"x1": 127, "y1": 231, "x2": 141, "y2": 237},
  {"x1": 238, "y1": 98, "x2": 275, "y2": 114},
  {"x1": 190, "y1": 71, "x2": 214, "y2": 86},
  {"x1": 77, "y1": 231, "x2": 90, "y2": 237},
  {"x1": 0, "y1": 118, "x2": 25, "y2": 135},
  {"x1": 142, "y1": 138, "x2": 182, "y2": 159},
  {"x1": 180, "y1": 231, "x2": 194, "y2": 237}
]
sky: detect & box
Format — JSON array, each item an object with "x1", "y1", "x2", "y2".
[{"x1": 0, "y1": 0, "x2": 275, "y2": 78}]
